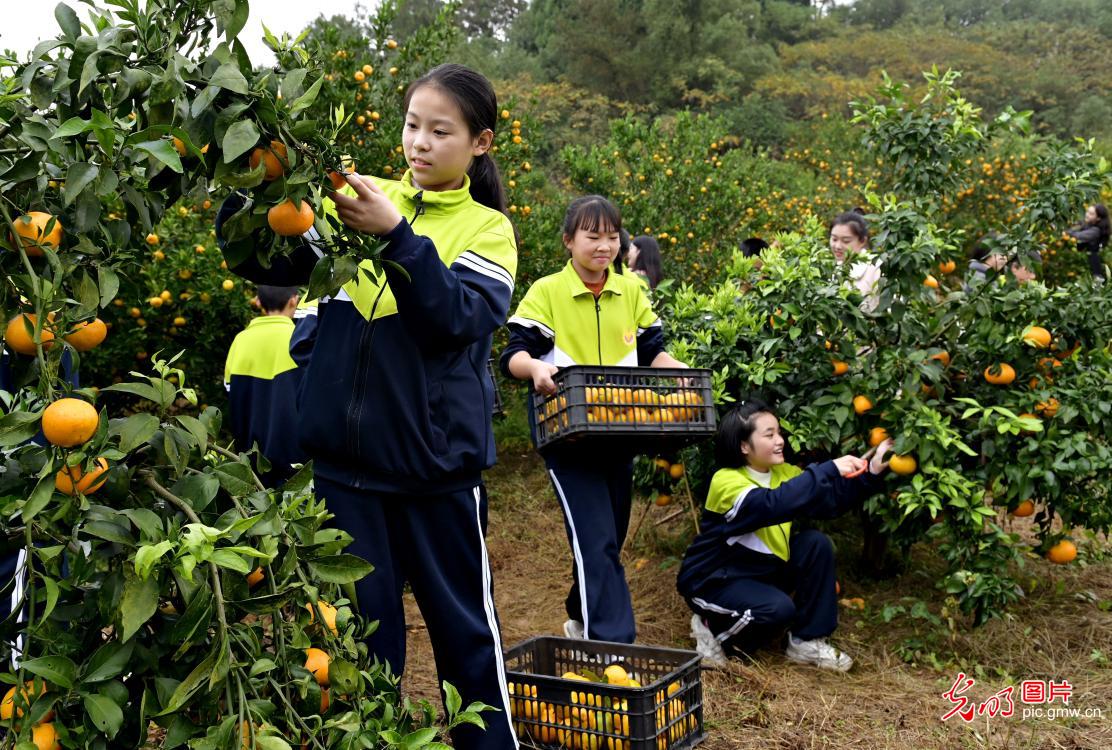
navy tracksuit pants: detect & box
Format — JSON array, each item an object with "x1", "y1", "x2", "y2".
[
  {"x1": 315, "y1": 476, "x2": 517, "y2": 750},
  {"x1": 686, "y1": 529, "x2": 838, "y2": 654},
  {"x1": 544, "y1": 450, "x2": 636, "y2": 644}
]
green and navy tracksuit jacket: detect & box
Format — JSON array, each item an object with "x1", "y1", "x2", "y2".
[
  {"x1": 677, "y1": 463, "x2": 883, "y2": 595},
  {"x1": 216, "y1": 171, "x2": 517, "y2": 494},
  {"x1": 223, "y1": 314, "x2": 306, "y2": 482},
  {"x1": 499, "y1": 260, "x2": 663, "y2": 376}
]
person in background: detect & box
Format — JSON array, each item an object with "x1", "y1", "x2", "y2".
[
  {"x1": 1066, "y1": 203, "x2": 1109, "y2": 281},
  {"x1": 224, "y1": 285, "x2": 306, "y2": 485},
  {"x1": 828, "y1": 211, "x2": 881, "y2": 312},
  {"x1": 629, "y1": 235, "x2": 664, "y2": 290}
]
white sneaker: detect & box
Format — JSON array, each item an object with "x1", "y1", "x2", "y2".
[
  {"x1": 563, "y1": 619, "x2": 585, "y2": 639},
  {"x1": 785, "y1": 633, "x2": 853, "y2": 672},
  {"x1": 690, "y1": 615, "x2": 728, "y2": 666}
]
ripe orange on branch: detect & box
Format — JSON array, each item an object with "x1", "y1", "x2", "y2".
[
  {"x1": 888, "y1": 454, "x2": 917, "y2": 475},
  {"x1": 852, "y1": 395, "x2": 873, "y2": 415},
  {"x1": 868, "y1": 427, "x2": 889, "y2": 447},
  {"x1": 304, "y1": 648, "x2": 331, "y2": 686},
  {"x1": 249, "y1": 140, "x2": 289, "y2": 181},
  {"x1": 1022, "y1": 326, "x2": 1051, "y2": 348},
  {"x1": 63, "y1": 318, "x2": 107, "y2": 351},
  {"x1": 1046, "y1": 539, "x2": 1076, "y2": 564},
  {"x1": 10, "y1": 212, "x2": 63, "y2": 256},
  {"x1": 1011, "y1": 500, "x2": 1035, "y2": 517},
  {"x1": 55, "y1": 457, "x2": 110, "y2": 496},
  {"x1": 41, "y1": 398, "x2": 99, "y2": 447},
  {"x1": 983, "y1": 363, "x2": 1016, "y2": 385},
  {"x1": 5, "y1": 314, "x2": 54, "y2": 355},
  {"x1": 268, "y1": 200, "x2": 315, "y2": 236}
]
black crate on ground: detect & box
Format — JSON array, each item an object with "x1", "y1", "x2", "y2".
[
  {"x1": 532, "y1": 366, "x2": 716, "y2": 451},
  {"x1": 504, "y1": 636, "x2": 705, "y2": 750},
  {"x1": 488, "y1": 357, "x2": 505, "y2": 418}
]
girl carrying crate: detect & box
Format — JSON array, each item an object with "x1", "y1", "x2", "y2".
[
  {"x1": 677, "y1": 399, "x2": 893, "y2": 671},
  {"x1": 500, "y1": 195, "x2": 687, "y2": 643}
]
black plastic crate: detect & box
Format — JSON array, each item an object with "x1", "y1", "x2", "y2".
[
  {"x1": 532, "y1": 366, "x2": 716, "y2": 451},
  {"x1": 505, "y1": 636, "x2": 704, "y2": 750},
  {"x1": 488, "y1": 357, "x2": 505, "y2": 418}
]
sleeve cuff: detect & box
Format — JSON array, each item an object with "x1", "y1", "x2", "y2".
[{"x1": 380, "y1": 217, "x2": 419, "y2": 260}]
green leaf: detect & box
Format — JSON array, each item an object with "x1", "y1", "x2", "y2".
[
  {"x1": 170, "y1": 473, "x2": 219, "y2": 513},
  {"x1": 21, "y1": 655, "x2": 77, "y2": 688},
  {"x1": 55, "y1": 3, "x2": 81, "y2": 38},
  {"x1": 109, "y1": 412, "x2": 159, "y2": 453},
  {"x1": 212, "y1": 461, "x2": 256, "y2": 497},
  {"x1": 63, "y1": 162, "x2": 99, "y2": 206},
  {"x1": 119, "y1": 568, "x2": 159, "y2": 642},
  {"x1": 209, "y1": 62, "x2": 250, "y2": 95},
  {"x1": 326, "y1": 658, "x2": 360, "y2": 695},
  {"x1": 103, "y1": 382, "x2": 168, "y2": 405},
  {"x1": 0, "y1": 410, "x2": 43, "y2": 448},
  {"x1": 41, "y1": 577, "x2": 60, "y2": 621},
  {"x1": 98, "y1": 266, "x2": 120, "y2": 308},
  {"x1": 443, "y1": 681, "x2": 462, "y2": 717},
  {"x1": 83, "y1": 640, "x2": 135, "y2": 683},
  {"x1": 135, "y1": 140, "x2": 184, "y2": 173},
  {"x1": 209, "y1": 549, "x2": 249, "y2": 574},
  {"x1": 401, "y1": 727, "x2": 438, "y2": 750},
  {"x1": 122, "y1": 508, "x2": 165, "y2": 540},
  {"x1": 84, "y1": 693, "x2": 125, "y2": 738},
  {"x1": 249, "y1": 658, "x2": 276, "y2": 677},
  {"x1": 222, "y1": 120, "x2": 260, "y2": 163},
  {"x1": 307, "y1": 554, "x2": 373, "y2": 585},
  {"x1": 174, "y1": 416, "x2": 208, "y2": 451},
  {"x1": 288, "y1": 77, "x2": 322, "y2": 117},
  {"x1": 134, "y1": 541, "x2": 174, "y2": 579},
  {"x1": 22, "y1": 474, "x2": 56, "y2": 522},
  {"x1": 52, "y1": 116, "x2": 91, "y2": 139}
]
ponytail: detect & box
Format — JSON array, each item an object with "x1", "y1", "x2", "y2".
[{"x1": 467, "y1": 151, "x2": 507, "y2": 214}]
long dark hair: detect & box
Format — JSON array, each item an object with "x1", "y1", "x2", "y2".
[
  {"x1": 1093, "y1": 203, "x2": 1110, "y2": 248},
  {"x1": 715, "y1": 399, "x2": 776, "y2": 469},
  {"x1": 404, "y1": 64, "x2": 507, "y2": 215},
  {"x1": 562, "y1": 195, "x2": 622, "y2": 239},
  {"x1": 631, "y1": 235, "x2": 663, "y2": 289}
]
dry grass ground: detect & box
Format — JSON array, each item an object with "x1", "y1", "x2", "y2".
[{"x1": 401, "y1": 451, "x2": 1112, "y2": 750}]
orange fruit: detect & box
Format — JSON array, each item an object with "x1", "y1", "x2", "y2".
[
  {"x1": 983, "y1": 363, "x2": 1016, "y2": 385},
  {"x1": 5, "y1": 314, "x2": 54, "y2": 355},
  {"x1": 1022, "y1": 326, "x2": 1051, "y2": 348},
  {"x1": 32, "y1": 722, "x2": 60, "y2": 750},
  {"x1": 1011, "y1": 499, "x2": 1035, "y2": 517},
  {"x1": 353, "y1": 70, "x2": 366, "y2": 82},
  {"x1": 654, "y1": 458, "x2": 671, "y2": 472},
  {"x1": 669, "y1": 463, "x2": 685, "y2": 480},
  {"x1": 304, "y1": 648, "x2": 331, "y2": 686},
  {"x1": 246, "y1": 567, "x2": 265, "y2": 587},
  {"x1": 929, "y1": 350, "x2": 951, "y2": 367},
  {"x1": 655, "y1": 494, "x2": 672, "y2": 507},
  {"x1": 831, "y1": 360, "x2": 848, "y2": 376},
  {"x1": 249, "y1": 140, "x2": 289, "y2": 181},
  {"x1": 1046, "y1": 540, "x2": 1076, "y2": 564},
  {"x1": 305, "y1": 600, "x2": 339, "y2": 635},
  {"x1": 172, "y1": 136, "x2": 187, "y2": 156},
  {"x1": 267, "y1": 199, "x2": 315, "y2": 236},
  {"x1": 328, "y1": 171, "x2": 349, "y2": 190},
  {"x1": 1035, "y1": 398, "x2": 1059, "y2": 417},
  {"x1": 146, "y1": 233, "x2": 159, "y2": 245},
  {"x1": 41, "y1": 397, "x2": 99, "y2": 447},
  {"x1": 320, "y1": 687, "x2": 331, "y2": 714},
  {"x1": 938, "y1": 259, "x2": 957, "y2": 274},
  {"x1": 55, "y1": 457, "x2": 110, "y2": 496},
  {"x1": 852, "y1": 395, "x2": 873, "y2": 415},
  {"x1": 63, "y1": 318, "x2": 107, "y2": 351},
  {"x1": 1, "y1": 681, "x2": 50, "y2": 722},
  {"x1": 923, "y1": 274, "x2": 939, "y2": 289},
  {"x1": 10, "y1": 212, "x2": 62, "y2": 256},
  {"x1": 868, "y1": 427, "x2": 889, "y2": 447},
  {"x1": 888, "y1": 454, "x2": 917, "y2": 475}
]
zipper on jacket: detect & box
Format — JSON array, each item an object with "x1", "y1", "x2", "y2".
[
  {"x1": 594, "y1": 297, "x2": 603, "y2": 364},
  {"x1": 345, "y1": 195, "x2": 426, "y2": 462}
]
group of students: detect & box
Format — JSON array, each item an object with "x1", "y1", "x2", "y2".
[{"x1": 215, "y1": 63, "x2": 921, "y2": 750}]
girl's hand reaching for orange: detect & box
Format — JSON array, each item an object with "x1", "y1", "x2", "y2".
[
  {"x1": 869, "y1": 438, "x2": 894, "y2": 474},
  {"x1": 833, "y1": 455, "x2": 868, "y2": 477},
  {"x1": 331, "y1": 173, "x2": 404, "y2": 236}
]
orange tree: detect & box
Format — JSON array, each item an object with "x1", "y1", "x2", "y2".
[
  {"x1": 652, "y1": 70, "x2": 1112, "y2": 627},
  {"x1": 0, "y1": 0, "x2": 487, "y2": 747}
]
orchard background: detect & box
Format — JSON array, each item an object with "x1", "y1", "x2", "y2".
[{"x1": 1, "y1": 0, "x2": 1111, "y2": 748}]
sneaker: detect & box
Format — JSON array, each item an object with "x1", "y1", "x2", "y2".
[
  {"x1": 785, "y1": 633, "x2": 853, "y2": 672},
  {"x1": 563, "y1": 619, "x2": 585, "y2": 639},
  {"x1": 690, "y1": 615, "x2": 728, "y2": 666}
]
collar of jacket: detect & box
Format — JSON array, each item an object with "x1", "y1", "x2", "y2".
[
  {"x1": 561, "y1": 260, "x2": 626, "y2": 299},
  {"x1": 393, "y1": 170, "x2": 473, "y2": 214}
]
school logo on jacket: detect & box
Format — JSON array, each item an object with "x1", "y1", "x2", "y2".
[{"x1": 623, "y1": 330, "x2": 635, "y2": 346}]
